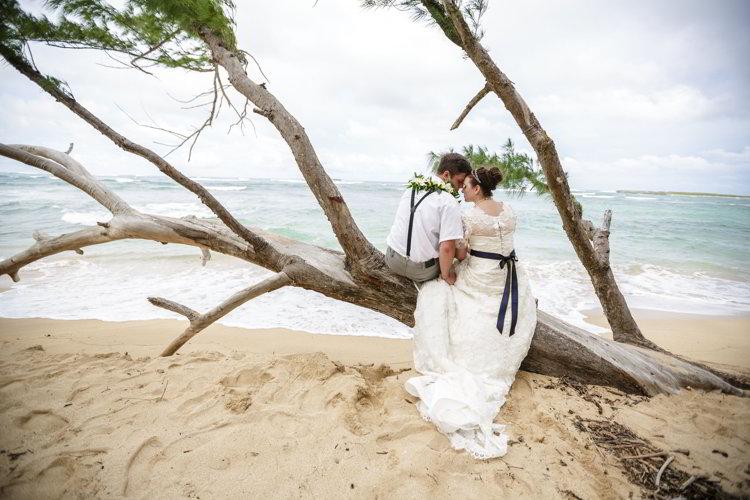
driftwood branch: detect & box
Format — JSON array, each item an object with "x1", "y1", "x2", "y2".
[
  {"x1": 200, "y1": 248, "x2": 211, "y2": 266},
  {"x1": 0, "y1": 144, "x2": 131, "y2": 215},
  {"x1": 0, "y1": 45, "x2": 280, "y2": 265},
  {"x1": 450, "y1": 82, "x2": 491, "y2": 130},
  {"x1": 591, "y1": 210, "x2": 612, "y2": 267},
  {"x1": 147, "y1": 297, "x2": 201, "y2": 321},
  {"x1": 621, "y1": 451, "x2": 668, "y2": 460},
  {"x1": 153, "y1": 272, "x2": 291, "y2": 356},
  {"x1": 32, "y1": 231, "x2": 79, "y2": 253},
  {"x1": 523, "y1": 311, "x2": 745, "y2": 397},
  {"x1": 655, "y1": 455, "x2": 675, "y2": 487},
  {"x1": 0, "y1": 225, "x2": 123, "y2": 281},
  {"x1": 680, "y1": 475, "x2": 700, "y2": 490}
]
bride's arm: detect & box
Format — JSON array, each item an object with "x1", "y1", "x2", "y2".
[
  {"x1": 455, "y1": 213, "x2": 471, "y2": 261},
  {"x1": 456, "y1": 244, "x2": 468, "y2": 261}
]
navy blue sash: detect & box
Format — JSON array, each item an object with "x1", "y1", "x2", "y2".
[
  {"x1": 406, "y1": 188, "x2": 432, "y2": 257},
  {"x1": 469, "y1": 249, "x2": 519, "y2": 336}
]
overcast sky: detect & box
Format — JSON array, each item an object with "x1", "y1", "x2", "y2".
[{"x1": 1, "y1": 0, "x2": 749, "y2": 194}]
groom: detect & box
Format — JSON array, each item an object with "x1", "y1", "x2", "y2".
[{"x1": 385, "y1": 153, "x2": 471, "y2": 285}]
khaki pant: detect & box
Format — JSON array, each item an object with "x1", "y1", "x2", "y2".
[{"x1": 385, "y1": 246, "x2": 439, "y2": 282}]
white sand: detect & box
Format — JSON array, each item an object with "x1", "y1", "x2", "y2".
[
  {"x1": 584, "y1": 308, "x2": 750, "y2": 370},
  {"x1": 0, "y1": 317, "x2": 748, "y2": 499}
]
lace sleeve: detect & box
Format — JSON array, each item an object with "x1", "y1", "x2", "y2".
[
  {"x1": 456, "y1": 213, "x2": 472, "y2": 249},
  {"x1": 504, "y1": 204, "x2": 517, "y2": 230}
]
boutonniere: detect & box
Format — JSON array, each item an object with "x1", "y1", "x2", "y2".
[{"x1": 406, "y1": 173, "x2": 460, "y2": 200}]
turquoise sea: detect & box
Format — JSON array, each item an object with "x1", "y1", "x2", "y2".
[{"x1": 1, "y1": 172, "x2": 749, "y2": 338}]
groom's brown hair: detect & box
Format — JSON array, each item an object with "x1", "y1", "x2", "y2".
[{"x1": 436, "y1": 153, "x2": 472, "y2": 176}]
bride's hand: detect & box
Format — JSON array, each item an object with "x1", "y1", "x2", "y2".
[
  {"x1": 442, "y1": 268, "x2": 457, "y2": 285},
  {"x1": 456, "y1": 245, "x2": 468, "y2": 261}
]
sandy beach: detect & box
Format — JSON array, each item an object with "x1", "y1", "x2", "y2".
[
  {"x1": 0, "y1": 315, "x2": 748, "y2": 499},
  {"x1": 583, "y1": 308, "x2": 750, "y2": 371}
]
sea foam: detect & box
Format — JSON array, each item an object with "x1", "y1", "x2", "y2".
[{"x1": 2, "y1": 174, "x2": 748, "y2": 337}]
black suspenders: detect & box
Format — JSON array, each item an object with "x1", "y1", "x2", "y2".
[{"x1": 406, "y1": 188, "x2": 433, "y2": 257}]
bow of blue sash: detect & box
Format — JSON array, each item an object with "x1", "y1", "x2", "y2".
[{"x1": 469, "y1": 249, "x2": 519, "y2": 336}]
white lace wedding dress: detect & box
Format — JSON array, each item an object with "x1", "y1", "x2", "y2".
[{"x1": 405, "y1": 204, "x2": 537, "y2": 459}]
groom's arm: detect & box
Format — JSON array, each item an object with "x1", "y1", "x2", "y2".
[
  {"x1": 438, "y1": 198, "x2": 462, "y2": 285},
  {"x1": 439, "y1": 240, "x2": 457, "y2": 285}
]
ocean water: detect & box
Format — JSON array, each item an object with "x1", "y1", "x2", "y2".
[{"x1": 1, "y1": 172, "x2": 749, "y2": 338}]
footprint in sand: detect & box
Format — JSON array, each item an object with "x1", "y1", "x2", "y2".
[
  {"x1": 266, "y1": 411, "x2": 309, "y2": 437},
  {"x1": 690, "y1": 412, "x2": 726, "y2": 434},
  {"x1": 34, "y1": 456, "x2": 77, "y2": 497},
  {"x1": 123, "y1": 436, "x2": 164, "y2": 497},
  {"x1": 175, "y1": 390, "x2": 221, "y2": 418},
  {"x1": 15, "y1": 410, "x2": 69, "y2": 434},
  {"x1": 220, "y1": 367, "x2": 275, "y2": 389},
  {"x1": 375, "y1": 421, "x2": 434, "y2": 447}
]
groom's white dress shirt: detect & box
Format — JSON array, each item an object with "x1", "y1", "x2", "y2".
[{"x1": 386, "y1": 177, "x2": 464, "y2": 262}]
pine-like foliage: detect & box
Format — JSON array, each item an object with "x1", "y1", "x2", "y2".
[
  {"x1": 361, "y1": 0, "x2": 487, "y2": 44},
  {"x1": 0, "y1": 0, "x2": 237, "y2": 75}
]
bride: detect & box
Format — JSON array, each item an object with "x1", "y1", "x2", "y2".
[{"x1": 405, "y1": 166, "x2": 538, "y2": 460}]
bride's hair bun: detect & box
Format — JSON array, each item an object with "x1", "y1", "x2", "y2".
[{"x1": 472, "y1": 167, "x2": 504, "y2": 197}]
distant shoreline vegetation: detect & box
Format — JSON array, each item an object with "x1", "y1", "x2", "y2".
[{"x1": 617, "y1": 190, "x2": 750, "y2": 199}]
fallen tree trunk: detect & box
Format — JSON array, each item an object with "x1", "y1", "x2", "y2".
[
  {"x1": 0, "y1": 144, "x2": 745, "y2": 396},
  {"x1": 525, "y1": 312, "x2": 745, "y2": 396}
]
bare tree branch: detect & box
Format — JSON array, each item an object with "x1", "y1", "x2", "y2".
[
  {"x1": 450, "y1": 82, "x2": 491, "y2": 130},
  {"x1": 0, "y1": 45, "x2": 281, "y2": 267},
  {"x1": 130, "y1": 29, "x2": 181, "y2": 67},
  {"x1": 152, "y1": 272, "x2": 292, "y2": 356},
  {"x1": 116, "y1": 103, "x2": 190, "y2": 140},
  {"x1": 198, "y1": 27, "x2": 380, "y2": 268},
  {"x1": 0, "y1": 143, "x2": 130, "y2": 214},
  {"x1": 592, "y1": 210, "x2": 612, "y2": 267},
  {"x1": 215, "y1": 68, "x2": 253, "y2": 135},
  {"x1": 0, "y1": 226, "x2": 120, "y2": 282},
  {"x1": 200, "y1": 248, "x2": 211, "y2": 266},
  {"x1": 147, "y1": 297, "x2": 201, "y2": 321},
  {"x1": 238, "y1": 49, "x2": 272, "y2": 85}
]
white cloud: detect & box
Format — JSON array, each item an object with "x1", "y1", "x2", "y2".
[
  {"x1": 564, "y1": 149, "x2": 750, "y2": 194},
  {"x1": 0, "y1": 0, "x2": 748, "y2": 194},
  {"x1": 535, "y1": 85, "x2": 721, "y2": 121}
]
